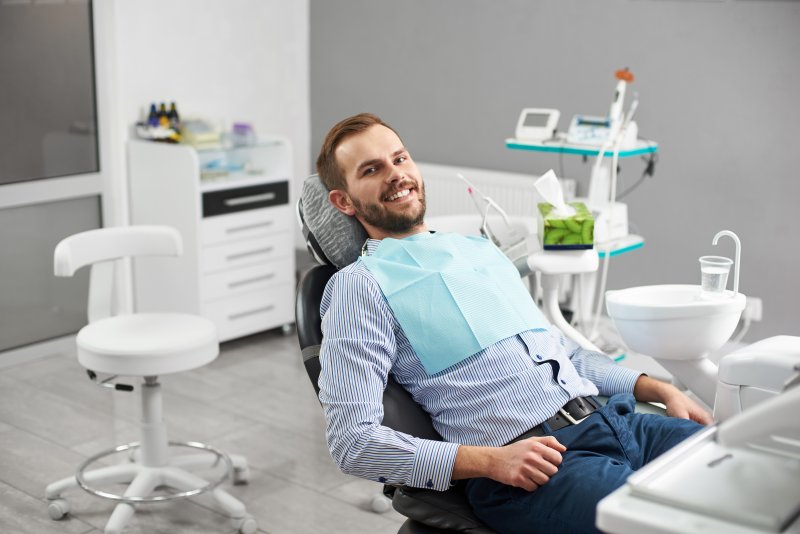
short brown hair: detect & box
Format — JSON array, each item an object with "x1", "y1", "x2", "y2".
[{"x1": 316, "y1": 113, "x2": 400, "y2": 191}]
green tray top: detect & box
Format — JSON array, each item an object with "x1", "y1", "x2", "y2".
[{"x1": 506, "y1": 138, "x2": 658, "y2": 158}]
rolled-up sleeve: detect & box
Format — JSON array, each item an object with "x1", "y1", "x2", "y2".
[{"x1": 319, "y1": 270, "x2": 458, "y2": 491}]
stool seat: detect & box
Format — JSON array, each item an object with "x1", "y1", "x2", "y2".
[{"x1": 76, "y1": 313, "x2": 219, "y2": 376}]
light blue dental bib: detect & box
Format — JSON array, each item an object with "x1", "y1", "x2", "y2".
[{"x1": 360, "y1": 232, "x2": 549, "y2": 375}]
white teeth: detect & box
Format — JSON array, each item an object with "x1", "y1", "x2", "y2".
[{"x1": 387, "y1": 189, "x2": 411, "y2": 201}]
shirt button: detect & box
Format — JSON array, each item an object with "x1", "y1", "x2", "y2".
[
  {"x1": 535, "y1": 354, "x2": 543, "y2": 360},
  {"x1": 426, "y1": 479, "x2": 434, "y2": 488},
  {"x1": 560, "y1": 379, "x2": 567, "y2": 385},
  {"x1": 378, "y1": 477, "x2": 387, "y2": 483}
]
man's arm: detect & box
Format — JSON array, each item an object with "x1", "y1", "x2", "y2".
[
  {"x1": 319, "y1": 269, "x2": 459, "y2": 491},
  {"x1": 556, "y1": 327, "x2": 712, "y2": 423},
  {"x1": 633, "y1": 374, "x2": 713, "y2": 424},
  {"x1": 452, "y1": 437, "x2": 566, "y2": 492}
]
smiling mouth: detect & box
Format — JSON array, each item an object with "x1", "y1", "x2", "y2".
[
  {"x1": 386, "y1": 188, "x2": 412, "y2": 202},
  {"x1": 383, "y1": 179, "x2": 419, "y2": 202}
]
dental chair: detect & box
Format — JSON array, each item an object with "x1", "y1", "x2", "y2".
[
  {"x1": 297, "y1": 263, "x2": 491, "y2": 533},
  {"x1": 296, "y1": 176, "x2": 491, "y2": 533},
  {"x1": 294, "y1": 175, "x2": 664, "y2": 533},
  {"x1": 45, "y1": 226, "x2": 256, "y2": 534}
]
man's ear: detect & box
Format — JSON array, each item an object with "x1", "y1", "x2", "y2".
[{"x1": 328, "y1": 189, "x2": 356, "y2": 216}]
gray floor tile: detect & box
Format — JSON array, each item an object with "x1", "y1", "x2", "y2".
[
  {"x1": 217, "y1": 371, "x2": 326, "y2": 440},
  {"x1": 224, "y1": 468, "x2": 402, "y2": 534},
  {"x1": 69, "y1": 422, "x2": 140, "y2": 457},
  {"x1": 0, "y1": 424, "x2": 87, "y2": 498},
  {"x1": 211, "y1": 420, "x2": 352, "y2": 493},
  {"x1": 158, "y1": 363, "x2": 263, "y2": 403},
  {"x1": 0, "y1": 375, "x2": 120, "y2": 449},
  {"x1": 0, "y1": 481, "x2": 94, "y2": 534}
]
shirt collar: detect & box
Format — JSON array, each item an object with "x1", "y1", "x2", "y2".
[{"x1": 363, "y1": 239, "x2": 381, "y2": 256}]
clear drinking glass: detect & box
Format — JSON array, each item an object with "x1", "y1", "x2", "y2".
[{"x1": 699, "y1": 255, "x2": 733, "y2": 293}]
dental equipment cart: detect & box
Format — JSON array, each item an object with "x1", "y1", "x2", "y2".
[{"x1": 506, "y1": 137, "x2": 658, "y2": 346}]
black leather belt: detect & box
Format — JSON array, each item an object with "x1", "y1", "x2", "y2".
[{"x1": 506, "y1": 396, "x2": 601, "y2": 445}]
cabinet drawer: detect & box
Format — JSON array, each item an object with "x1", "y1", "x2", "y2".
[
  {"x1": 201, "y1": 260, "x2": 293, "y2": 301},
  {"x1": 203, "y1": 284, "x2": 294, "y2": 342},
  {"x1": 202, "y1": 232, "x2": 292, "y2": 273},
  {"x1": 201, "y1": 205, "x2": 292, "y2": 246},
  {"x1": 202, "y1": 180, "x2": 289, "y2": 218}
]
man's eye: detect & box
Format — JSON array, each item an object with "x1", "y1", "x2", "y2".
[
  {"x1": 395, "y1": 156, "x2": 406, "y2": 164},
  {"x1": 363, "y1": 167, "x2": 376, "y2": 176}
]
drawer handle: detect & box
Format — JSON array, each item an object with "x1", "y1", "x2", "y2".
[
  {"x1": 229, "y1": 305, "x2": 274, "y2": 320},
  {"x1": 224, "y1": 192, "x2": 277, "y2": 207},
  {"x1": 226, "y1": 246, "x2": 274, "y2": 261},
  {"x1": 226, "y1": 221, "x2": 274, "y2": 234},
  {"x1": 228, "y1": 273, "x2": 275, "y2": 288}
]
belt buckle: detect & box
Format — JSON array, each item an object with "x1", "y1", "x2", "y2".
[{"x1": 558, "y1": 406, "x2": 590, "y2": 426}]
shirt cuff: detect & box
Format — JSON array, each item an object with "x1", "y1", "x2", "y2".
[
  {"x1": 408, "y1": 439, "x2": 461, "y2": 491},
  {"x1": 599, "y1": 364, "x2": 643, "y2": 396}
]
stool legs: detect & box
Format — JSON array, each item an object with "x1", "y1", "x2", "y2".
[
  {"x1": 46, "y1": 463, "x2": 140, "y2": 500},
  {"x1": 162, "y1": 467, "x2": 247, "y2": 518},
  {"x1": 45, "y1": 376, "x2": 254, "y2": 533},
  {"x1": 104, "y1": 469, "x2": 160, "y2": 534}
]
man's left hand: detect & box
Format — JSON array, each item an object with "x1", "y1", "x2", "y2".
[{"x1": 633, "y1": 375, "x2": 713, "y2": 425}]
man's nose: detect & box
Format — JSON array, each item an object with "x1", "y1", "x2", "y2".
[{"x1": 386, "y1": 164, "x2": 404, "y2": 183}]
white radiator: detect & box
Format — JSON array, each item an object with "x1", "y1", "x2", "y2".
[{"x1": 417, "y1": 162, "x2": 575, "y2": 221}]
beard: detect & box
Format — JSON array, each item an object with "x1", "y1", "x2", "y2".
[{"x1": 351, "y1": 180, "x2": 427, "y2": 234}]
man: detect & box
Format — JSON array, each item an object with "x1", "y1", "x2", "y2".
[{"x1": 316, "y1": 113, "x2": 710, "y2": 533}]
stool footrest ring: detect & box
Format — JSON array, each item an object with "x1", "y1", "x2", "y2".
[{"x1": 75, "y1": 440, "x2": 233, "y2": 503}]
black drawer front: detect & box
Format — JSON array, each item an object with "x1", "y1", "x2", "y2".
[{"x1": 203, "y1": 181, "x2": 289, "y2": 217}]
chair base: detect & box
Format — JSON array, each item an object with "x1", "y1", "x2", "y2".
[{"x1": 45, "y1": 444, "x2": 255, "y2": 534}]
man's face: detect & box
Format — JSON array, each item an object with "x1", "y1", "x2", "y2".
[{"x1": 330, "y1": 124, "x2": 426, "y2": 239}]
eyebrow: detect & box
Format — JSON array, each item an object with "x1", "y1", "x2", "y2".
[{"x1": 356, "y1": 148, "x2": 407, "y2": 173}]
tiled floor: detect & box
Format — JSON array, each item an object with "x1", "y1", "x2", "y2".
[{"x1": 0, "y1": 328, "x2": 407, "y2": 533}]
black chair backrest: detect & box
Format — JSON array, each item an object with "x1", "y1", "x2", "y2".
[{"x1": 295, "y1": 264, "x2": 443, "y2": 441}]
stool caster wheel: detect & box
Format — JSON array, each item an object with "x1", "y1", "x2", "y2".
[
  {"x1": 233, "y1": 466, "x2": 250, "y2": 485},
  {"x1": 370, "y1": 493, "x2": 392, "y2": 513},
  {"x1": 281, "y1": 323, "x2": 293, "y2": 336},
  {"x1": 231, "y1": 514, "x2": 257, "y2": 534},
  {"x1": 47, "y1": 498, "x2": 70, "y2": 520}
]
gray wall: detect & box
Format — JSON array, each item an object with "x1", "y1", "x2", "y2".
[{"x1": 310, "y1": 0, "x2": 800, "y2": 341}]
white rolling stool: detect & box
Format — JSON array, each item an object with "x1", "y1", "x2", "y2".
[{"x1": 45, "y1": 226, "x2": 256, "y2": 534}]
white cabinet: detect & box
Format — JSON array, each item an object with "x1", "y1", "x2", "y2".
[{"x1": 128, "y1": 139, "x2": 295, "y2": 342}]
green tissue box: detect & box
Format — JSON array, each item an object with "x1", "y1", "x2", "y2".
[{"x1": 538, "y1": 202, "x2": 594, "y2": 250}]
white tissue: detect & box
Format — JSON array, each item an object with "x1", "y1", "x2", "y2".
[{"x1": 534, "y1": 170, "x2": 575, "y2": 217}]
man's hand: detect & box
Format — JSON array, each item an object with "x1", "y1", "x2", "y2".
[
  {"x1": 491, "y1": 436, "x2": 566, "y2": 491},
  {"x1": 452, "y1": 436, "x2": 566, "y2": 492},
  {"x1": 634, "y1": 375, "x2": 713, "y2": 425}
]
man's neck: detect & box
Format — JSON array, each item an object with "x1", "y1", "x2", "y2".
[{"x1": 367, "y1": 223, "x2": 429, "y2": 241}]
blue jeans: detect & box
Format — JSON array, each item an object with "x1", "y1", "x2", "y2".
[{"x1": 465, "y1": 394, "x2": 703, "y2": 534}]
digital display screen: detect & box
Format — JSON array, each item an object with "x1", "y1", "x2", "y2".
[{"x1": 523, "y1": 113, "x2": 550, "y2": 128}]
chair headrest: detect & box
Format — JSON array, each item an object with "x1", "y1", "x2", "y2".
[{"x1": 298, "y1": 175, "x2": 369, "y2": 270}]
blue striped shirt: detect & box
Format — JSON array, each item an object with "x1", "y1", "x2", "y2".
[{"x1": 318, "y1": 239, "x2": 643, "y2": 491}]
